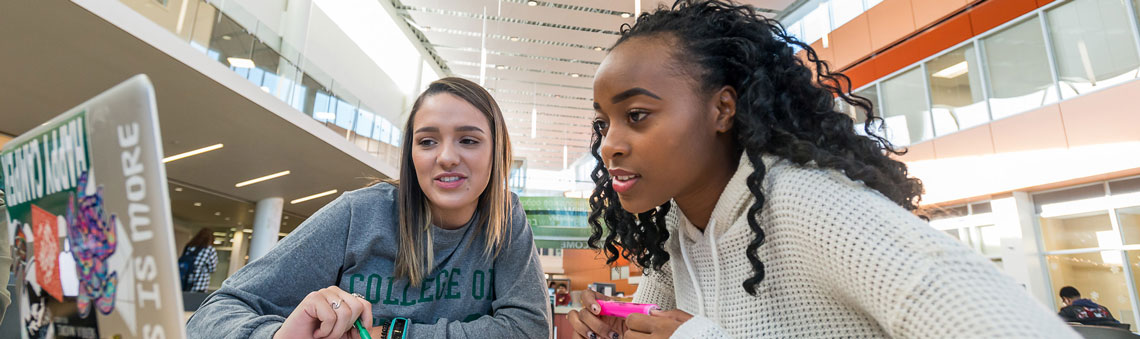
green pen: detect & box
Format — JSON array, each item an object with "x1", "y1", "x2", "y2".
[{"x1": 353, "y1": 318, "x2": 372, "y2": 339}]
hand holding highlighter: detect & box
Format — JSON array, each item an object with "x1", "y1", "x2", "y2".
[{"x1": 596, "y1": 300, "x2": 659, "y2": 318}]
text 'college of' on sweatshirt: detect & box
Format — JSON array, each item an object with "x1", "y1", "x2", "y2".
[{"x1": 186, "y1": 183, "x2": 552, "y2": 338}]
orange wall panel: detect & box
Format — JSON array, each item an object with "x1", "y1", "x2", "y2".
[
  {"x1": 898, "y1": 140, "x2": 936, "y2": 162},
  {"x1": 1036, "y1": 0, "x2": 1056, "y2": 6},
  {"x1": 830, "y1": 15, "x2": 873, "y2": 69},
  {"x1": 843, "y1": 57, "x2": 879, "y2": 90},
  {"x1": 867, "y1": 0, "x2": 917, "y2": 51},
  {"x1": 932, "y1": 124, "x2": 995, "y2": 159},
  {"x1": 561, "y1": 249, "x2": 638, "y2": 295},
  {"x1": 810, "y1": 39, "x2": 835, "y2": 67},
  {"x1": 911, "y1": 0, "x2": 968, "y2": 30},
  {"x1": 1059, "y1": 81, "x2": 1140, "y2": 148},
  {"x1": 968, "y1": 0, "x2": 1038, "y2": 35},
  {"x1": 989, "y1": 104, "x2": 1067, "y2": 154}
]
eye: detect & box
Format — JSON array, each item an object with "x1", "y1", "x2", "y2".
[
  {"x1": 628, "y1": 110, "x2": 649, "y2": 123},
  {"x1": 417, "y1": 138, "x2": 437, "y2": 147},
  {"x1": 592, "y1": 119, "x2": 609, "y2": 134},
  {"x1": 459, "y1": 137, "x2": 480, "y2": 145}
]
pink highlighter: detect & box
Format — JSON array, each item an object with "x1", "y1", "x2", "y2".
[{"x1": 596, "y1": 300, "x2": 659, "y2": 318}]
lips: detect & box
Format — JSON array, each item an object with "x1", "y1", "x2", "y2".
[
  {"x1": 434, "y1": 172, "x2": 468, "y2": 189},
  {"x1": 608, "y1": 168, "x2": 640, "y2": 194}
]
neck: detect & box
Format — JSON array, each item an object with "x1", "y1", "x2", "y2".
[
  {"x1": 675, "y1": 151, "x2": 740, "y2": 231},
  {"x1": 429, "y1": 203, "x2": 478, "y2": 230}
]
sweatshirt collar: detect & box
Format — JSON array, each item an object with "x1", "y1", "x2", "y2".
[{"x1": 680, "y1": 154, "x2": 780, "y2": 242}]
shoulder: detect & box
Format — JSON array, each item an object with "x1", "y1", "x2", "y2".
[
  {"x1": 340, "y1": 181, "x2": 398, "y2": 206},
  {"x1": 762, "y1": 158, "x2": 916, "y2": 222}
]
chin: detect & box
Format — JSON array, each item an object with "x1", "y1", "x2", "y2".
[{"x1": 616, "y1": 195, "x2": 660, "y2": 214}]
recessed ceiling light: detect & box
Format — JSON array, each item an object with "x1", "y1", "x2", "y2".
[
  {"x1": 284, "y1": 216, "x2": 289, "y2": 220},
  {"x1": 527, "y1": 1, "x2": 538, "y2": 6},
  {"x1": 509, "y1": 36, "x2": 520, "y2": 42},
  {"x1": 248, "y1": 209, "x2": 254, "y2": 213},
  {"x1": 227, "y1": 57, "x2": 255, "y2": 69},
  {"x1": 496, "y1": 65, "x2": 506, "y2": 70},
  {"x1": 225, "y1": 217, "x2": 230, "y2": 221},
  {"x1": 620, "y1": 12, "x2": 632, "y2": 18},
  {"x1": 570, "y1": 73, "x2": 581, "y2": 78},
  {"x1": 235, "y1": 170, "x2": 291, "y2": 188},
  {"x1": 214, "y1": 212, "x2": 221, "y2": 216},
  {"x1": 194, "y1": 202, "x2": 202, "y2": 207},
  {"x1": 163, "y1": 143, "x2": 223, "y2": 163},
  {"x1": 291, "y1": 189, "x2": 339, "y2": 204},
  {"x1": 222, "y1": 35, "x2": 232, "y2": 40},
  {"x1": 174, "y1": 187, "x2": 183, "y2": 192},
  {"x1": 593, "y1": 46, "x2": 604, "y2": 51}
]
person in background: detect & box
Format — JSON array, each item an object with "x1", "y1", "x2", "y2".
[
  {"x1": 180, "y1": 228, "x2": 218, "y2": 293},
  {"x1": 1059, "y1": 286, "x2": 1121, "y2": 327},
  {"x1": 567, "y1": 0, "x2": 1080, "y2": 337},
  {"x1": 555, "y1": 283, "x2": 570, "y2": 306},
  {"x1": 0, "y1": 190, "x2": 11, "y2": 322}
]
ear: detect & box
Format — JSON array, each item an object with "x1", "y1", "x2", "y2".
[{"x1": 711, "y1": 86, "x2": 738, "y2": 133}]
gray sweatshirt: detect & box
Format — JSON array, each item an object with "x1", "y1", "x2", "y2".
[{"x1": 185, "y1": 183, "x2": 551, "y2": 338}]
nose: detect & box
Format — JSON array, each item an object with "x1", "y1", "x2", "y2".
[
  {"x1": 437, "y1": 139, "x2": 461, "y2": 170},
  {"x1": 598, "y1": 127, "x2": 628, "y2": 168}
]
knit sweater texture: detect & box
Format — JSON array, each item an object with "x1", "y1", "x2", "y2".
[{"x1": 632, "y1": 155, "x2": 1079, "y2": 338}]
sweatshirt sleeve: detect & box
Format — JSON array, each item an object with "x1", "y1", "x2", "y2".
[
  {"x1": 781, "y1": 170, "x2": 1080, "y2": 338},
  {"x1": 670, "y1": 315, "x2": 731, "y2": 339},
  {"x1": 632, "y1": 261, "x2": 677, "y2": 311},
  {"x1": 185, "y1": 194, "x2": 354, "y2": 339},
  {"x1": 405, "y1": 195, "x2": 552, "y2": 338}
]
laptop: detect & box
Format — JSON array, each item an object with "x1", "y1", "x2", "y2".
[{"x1": 2, "y1": 75, "x2": 186, "y2": 339}]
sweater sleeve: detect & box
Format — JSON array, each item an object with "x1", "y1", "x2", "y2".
[
  {"x1": 783, "y1": 171, "x2": 1080, "y2": 338},
  {"x1": 632, "y1": 261, "x2": 677, "y2": 311},
  {"x1": 405, "y1": 195, "x2": 552, "y2": 338},
  {"x1": 185, "y1": 194, "x2": 353, "y2": 339},
  {"x1": 670, "y1": 315, "x2": 731, "y2": 339}
]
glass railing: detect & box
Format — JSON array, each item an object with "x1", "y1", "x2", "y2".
[{"x1": 118, "y1": 0, "x2": 404, "y2": 169}]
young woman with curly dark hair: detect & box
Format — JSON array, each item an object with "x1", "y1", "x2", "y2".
[{"x1": 566, "y1": 1, "x2": 1077, "y2": 338}]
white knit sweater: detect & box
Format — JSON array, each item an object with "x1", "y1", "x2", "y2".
[{"x1": 631, "y1": 155, "x2": 1079, "y2": 338}]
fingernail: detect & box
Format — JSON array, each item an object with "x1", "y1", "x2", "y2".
[
  {"x1": 610, "y1": 332, "x2": 619, "y2": 339},
  {"x1": 588, "y1": 331, "x2": 597, "y2": 339},
  {"x1": 591, "y1": 304, "x2": 600, "y2": 314}
]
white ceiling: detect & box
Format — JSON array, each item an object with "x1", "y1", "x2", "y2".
[{"x1": 396, "y1": 0, "x2": 799, "y2": 170}]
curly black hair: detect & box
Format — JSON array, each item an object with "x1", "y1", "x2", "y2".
[{"x1": 587, "y1": 0, "x2": 925, "y2": 296}]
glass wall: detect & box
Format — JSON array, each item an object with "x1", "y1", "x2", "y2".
[
  {"x1": 782, "y1": 0, "x2": 885, "y2": 45},
  {"x1": 981, "y1": 17, "x2": 1057, "y2": 120},
  {"x1": 926, "y1": 44, "x2": 987, "y2": 136},
  {"x1": 1036, "y1": 176, "x2": 1140, "y2": 327},
  {"x1": 928, "y1": 201, "x2": 1002, "y2": 268},
  {"x1": 880, "y1": 67, "x2": 931, "y2": 146},
  {"x1": 846, "y1": 0, "x2": 1140, "y2": 146},
  {"x1": 1047, "y1": 0, "x2": 1140, "y2": 99}
]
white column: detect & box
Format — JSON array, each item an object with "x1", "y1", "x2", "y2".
[
  {"x1": 228, "y1": 231, "x2": 248, "y2": 275},
  {"x1": 247, "y1": 197, "x2": 284, "y2": 262},
  {"x1": 993, "y1": 192, "x2": 1052, "y2": 307}
]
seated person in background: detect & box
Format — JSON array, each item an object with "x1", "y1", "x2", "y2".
[
  {"x1": 555, "y1": 284, "x2": 571, "y2": 306},
  {"x1": 1059, "y1": 286, "x2": 1121, "y2": 327}
]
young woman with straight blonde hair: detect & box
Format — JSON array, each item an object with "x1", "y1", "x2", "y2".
[{"x1": 188, "y1": 77, "x2": 551, "y2": 339}]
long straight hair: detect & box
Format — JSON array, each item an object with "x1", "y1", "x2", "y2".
[{"x1": 393, "y1": 77, "x2": 513, "y2": 287}]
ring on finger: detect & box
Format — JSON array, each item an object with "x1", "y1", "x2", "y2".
[
  {"x1": 351, "y1": 293, "x2": 365, "y2": 300},
  {"x1": 331, "y1": 299, "x2": 342, "y2": 310}
]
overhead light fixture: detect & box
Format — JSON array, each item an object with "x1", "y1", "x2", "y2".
[
  {"x1": 225, "y1": 217, "x2": 230, "y2": 221},
  {"x1": 509, "y1": 36, "x2": 520, "y2": 42},
  {"x1": 284, "y1": 216, "x2": 289, "y2": 220},
  {"x1": 291, "y1": 189, "x2": 338, "y2": 204},
  {"x1": 163, "y1": 143, "x2": 223, "y2": 163},
  {"x1": 314, "y1": 111, "x2": 336, "y2": 121},
  {"x1": 193, "y1": 202, "x2": 202, "y2": 207},
  {"x1": 214, "y1": 212, "x2": 221, "y2": 216},
  {"x1": 227, "y1": 57, "x2": 255, "y2": 69},
  {"x1": 593, "y1": 46, "x2": 604, "y2": 51},
  {"x1": 221, "y1": 35, "x2": 232, "y2": 40},
  {"x1": 174, "y1": 187, "x2": 182, "y2": 192},
  {"x1": 932, "y1": 61, "x2": 969, "y2": 79},
  {"x1": 527, "y1": 0, "x2": 538, "y2": 6},
  {"x1": 620, "y1": 12, "x2": 632, "y2": 18},
  {"x1": 496, "y1": 65, "x2": 506, "y2": 70},
  {"x1": 570, "y1": 73, "x2": 581, "y2": 78},
  {"x1": 248, "y1": 209, "x2": 254, "y2": 213},
  {"x1": 242, "y1": 229, "x2": 252, "y2": 233},
  {"x1": 235, "y1": 170, "x2": 291, "y2": 187}
]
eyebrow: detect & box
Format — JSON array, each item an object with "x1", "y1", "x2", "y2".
[
  {"x1": 611, "y1": 87, "x2": 661, "y2": 104},
  {"x1": 413, "y1": 126, "x2": 486, "y2": 134}
]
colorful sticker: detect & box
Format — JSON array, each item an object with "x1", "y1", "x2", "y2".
[
  {"x1": 67, "y1": 170, "x2": 118, "y2": 318},
  {"x1": 31, "y1": 204, "x2": 64, "y2": 302}
]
